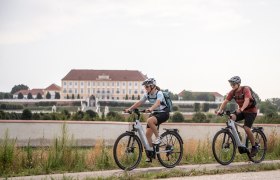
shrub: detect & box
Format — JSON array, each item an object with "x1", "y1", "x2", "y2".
[
  {"x1": 85, "y1": 110, "x2": 98, "y2": 119},
  {"x1": 106, "y1": 111, "x2": 125, "y2": 121},
  {"x1": 171, "y1": 112, "x2": 185, "y2": 122},
  {"x1": 173, "y1": 106, "x2": 179, "y2": 111},
  {"x1": 192, "y1": 112, "x2": 209, "y2": 123},
  {"x1": 21, "y1": 109, "x2": 32, "y2": 120}
]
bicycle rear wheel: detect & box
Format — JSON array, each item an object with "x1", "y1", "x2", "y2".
[
  {"x1": 212, "y1": 129, "x2": 236, "y2": 165},
  {"x1": 246, "y1": 128, "x2": 267, "y2": 163},
  {"x1": 157, "y1": 131, "x2": 183, "y2": 168},
  {"x1": 113, "y1": 132, "x2": 142, "y2": 170}
]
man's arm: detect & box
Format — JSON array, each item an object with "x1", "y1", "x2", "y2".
[{"x1": 217, "y1": 99, "x2": 229, "y2": 113}]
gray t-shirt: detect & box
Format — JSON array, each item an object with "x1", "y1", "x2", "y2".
[{"x1": 140, "y1": 90, "x2": 167, "y2": 112}]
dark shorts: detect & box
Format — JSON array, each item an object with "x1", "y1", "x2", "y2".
[
  {"x1": 235, "y1": 112, "x2": 257, "y2": 128},
  {"x1": 146, "y1": 111, "x2": 170, "y2": 128}
]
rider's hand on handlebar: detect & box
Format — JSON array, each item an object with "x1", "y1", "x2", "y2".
[
  {"x1": 124, "y1": 108, "x2": 132, "y2": 113},
  {"x1": 215, "y1": 109, "x2": 224, "y2": 116},
  {"x1": 145, "y1": 109, "x2": 152, "y2": 113}
]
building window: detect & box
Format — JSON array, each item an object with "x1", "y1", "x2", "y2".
[
  {"x1": 81, "y1": 89, "x2": 84, "y2": 94},
  {"x1": 75, "y1": 82, "x2": 78, "y2": 87},
  {"x1": 97, "y1": 82, "x2": 100, "y2": 86},
  {"x1": 112, "y1": 82, "x2": 114, "y2": 86},
  {"x1": 135, "y1": 82, "x2": 138, "y2": 87},
  {"x1": 88, "y1": 82, "x2": 91, "y2": 86},
  {"x1": 75, "y1": 89, "x2": 78, "y2": 94},
  {"x1": 102, "y1": 82, "x2": 105, "y2": 86},
  {"x1": 88, "y1": 88, "x2": 90, "y2": 94},
  {"x1": 134, "y1": 90, "x2": 138, "y2": 94},
  {"x1": 123, "y1": 89, "x2": 126, "y2": 94},
  {"x1": 129, "y1": 89, "x2": 132, "y2": 94},
  {"x1": 69, "y1": 82, "x2": 73, "y2": 86},
  {"x1": 117, "y1": 82, "x2": 120, "y2": 86},
  {"x1": 80, "y1": 82, "x2": 84, "y2": 87},
  {"x1": 141, "y1": 90, "x2": 144, "y2": 94},
  {"x1": 129, "y1": 82, "x2": 132, "y2": 86},
  {"x1": 69, "y1": 89, "x2": 72, "y2": 93},
  {"x1": 63, "y1": 89, "x2": 66, "y2": 93},
  {"x1": 123, "y1": 82, "x2": 126, "y2": 86},
  {"x1": 92, "y1": 81, "x2": 95, "y2": 86},
  {"x1": 63, "y1": 82, "x2": 66, "y2": 86},
  {"x1": 112, "y1": 89, "x2": 114, "y2": 94}
]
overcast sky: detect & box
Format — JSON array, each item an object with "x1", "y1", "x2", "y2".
[{"x1": 0, "y1": 0, "x2": 280, "y2": 100}]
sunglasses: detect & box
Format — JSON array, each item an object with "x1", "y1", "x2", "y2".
[
  {"x1": 144, "y1": 85, "x2": 150, "y2": 88},
  {"x1": 230, "y1": 82, "x2": 236, "y2": 86}
]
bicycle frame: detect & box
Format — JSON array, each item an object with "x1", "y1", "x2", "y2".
[
  {"x1": 133, "y1": 119, "x2": 153, "y2": 151},
  {"x1": 225, "y1": 119, "x2": 247, "y2": 148}
]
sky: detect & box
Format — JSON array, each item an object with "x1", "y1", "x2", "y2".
[{"x1": 0, "y1": 0, "x2": 280, "y2": 100}]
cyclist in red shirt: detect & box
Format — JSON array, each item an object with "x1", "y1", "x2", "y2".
[{"x1": 217, "y1": 76, "x2": 258, "y2": 157}]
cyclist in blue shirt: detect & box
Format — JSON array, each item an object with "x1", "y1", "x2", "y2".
[{"x1": 125, "y1": 78, "x2": 170, "y2": 162}]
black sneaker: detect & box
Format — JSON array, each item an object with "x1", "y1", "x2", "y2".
[{"x1": 250, "y1": 146, "x2": 258, "y2": 157}]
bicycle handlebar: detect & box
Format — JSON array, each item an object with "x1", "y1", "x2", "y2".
[{"x1": 217, "y1": 110, "x2": 233, "y2": 117}]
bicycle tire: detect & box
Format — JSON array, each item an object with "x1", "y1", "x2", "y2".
[
  {"x1": 113, "y1": 132, "x2": 142, "y2": 170},
  {"x1": 157, "y1": 131, "x2": 183, "y2": 168},
  {"x1": 246, "y1": 129, "x2": 267, "y2": 163},
  {"x1": 212, "y1": 129, "x2": 236, "y2": 165}
]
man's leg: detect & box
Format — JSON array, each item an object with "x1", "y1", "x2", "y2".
[{"x1": 244, "y1": 126, "x2": 255, "y2": 146}]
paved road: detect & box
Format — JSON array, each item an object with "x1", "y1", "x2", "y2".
[
  {"x1": 158, "y1": 170, "x2": 280, "y2": 180},
  {"x1": 5, "y1": 160, "x2": 280, "y2": 180}
]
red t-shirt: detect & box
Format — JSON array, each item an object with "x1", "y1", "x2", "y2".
[{"x1": 226, "y1": 86, "x2": 257, "y2": 113}]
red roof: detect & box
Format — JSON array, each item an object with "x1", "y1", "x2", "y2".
[
  {"x1": 45, "y1": 83, "x2": 61, "y2": 91},
  {"x1": 14, "y1": 89, "x2": 44, "y2": 95},
  {"x1": 62, "y1": 69, "x2": 147, "y2": 81}
]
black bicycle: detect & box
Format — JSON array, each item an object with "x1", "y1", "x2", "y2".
[
  {"x1": 113, "y1": 109, "x2": 184, "y2": 170},
  {"x1": 212, "y1": 111, "x2": 267, "y2": 165}
]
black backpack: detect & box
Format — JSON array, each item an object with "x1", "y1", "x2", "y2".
[{"x1": 233, "y1": 86, "x2": 257, "y2": 109}]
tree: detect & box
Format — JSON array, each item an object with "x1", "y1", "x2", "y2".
[
  {"x1": 55, "y1": 92, "x2": 60, "y2": 99},
  {"x1": 11, "y1": 84, "x2": 29, "y2": 94},
  {"x1": 194, "y1": 103, "x2": 200, "y2": 112},
  {"x1": 27, "y1": 92, "x2": 33, "y2": 99},
  {"x1": 72, "y1": 94, "x2": 75, "y2": 99},
  {"x1": 259, "y1": 100, "x2": 278, "y2": 118},
  {"x1": 18, "y1": 92, "x2": 24, "y2": 99},
  {"x1": 125, "y1": 94, "x2": 128, "y2": 100},
  {"x1": 77, "y1": 94, "x2": 80, "y2": 99},
  {"x1": 37, "y1": 93, "x2": 42, "y2": 99},
  {"x1": 4, "y1": 93, "x2": 11, "y2": 99},
  {"x1": 46, "y1": 92, "x2": 51, "y2": 99},
  {"x1": 66, "y1": 94, "x2": 70, "y2": 99},
  {"x1": 137, "y1": 95, "x2": 140, "y2": 100},
  {"x1": 202, "y1": 103, "x2": 210, "y2": 112},
  {"x1": 132, "y1": 95, "x2": 135, "y2": 100}
]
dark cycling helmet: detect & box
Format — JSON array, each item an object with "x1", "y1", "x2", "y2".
[
  {"x1": 142, "y1": 78, "x2": 156, "y2": 86},
  {"x1": 228, "y1": 76, "x2": 241, "y2": 84}
]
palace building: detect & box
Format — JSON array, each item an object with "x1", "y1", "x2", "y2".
[{"x1": 61, "y1": 69, "x2": 147, "y2": 100}]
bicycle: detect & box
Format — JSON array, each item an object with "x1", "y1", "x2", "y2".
[
  {"x1": 113, "y1": 109, "x2": 184, "y2": 170},
  {"x1": 212, "y1": 111, "x2": 267, "y2": 165}
]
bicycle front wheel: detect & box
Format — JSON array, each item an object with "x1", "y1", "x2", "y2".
[
  {"x1": 212, "y1": 129, "x2": 236, "y2": 165},
  {"x1": 157, "y1": 131, "x2": 183, "y2": 168},
  {"x1": 246, "y1": 128, "x2": 267, "y2": 163},
  {"x1": 113, "y1": 132, "x2": 142, "y2": 170}
]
